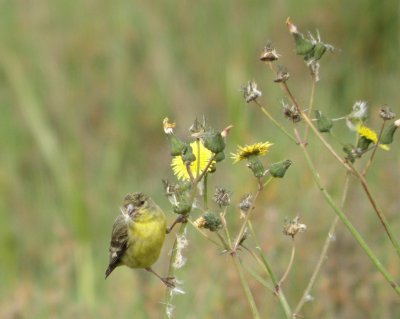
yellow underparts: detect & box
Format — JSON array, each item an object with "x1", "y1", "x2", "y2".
[{"x1": 121, "y1": 213, "x2": 167, "y2": 269}]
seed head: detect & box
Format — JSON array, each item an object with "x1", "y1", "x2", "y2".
[
  {"x1": 283, "y1": 216, "x2": 307, "y2": 238},
  {"x1": 213, "y1": 187, "x2": 232, "y2": 207}
]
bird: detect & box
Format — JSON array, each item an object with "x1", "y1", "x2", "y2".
[{"x1": 105, "y1": 192, "x2": 174, "y2": 287}]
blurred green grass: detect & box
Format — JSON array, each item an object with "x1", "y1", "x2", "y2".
[{"x1": 1, "y1": 0, "x2": 399, "y2": 318}]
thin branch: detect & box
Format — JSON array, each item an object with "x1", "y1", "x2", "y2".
[
  {"x1": 303, "y1": 78, "x2": 316, "y2": 141},
  {"x1": 362, "y1": 121, "x2": 386, "y2": 176},
  {"x1": 233, "y1": 179, "x2": 263, "y2": 251},
  {"x1": 297, "y1": 136, "x2": 400, "y2": 295},
  {"x1": 294, "y1": 173, "x2": 350, "y2": 315},
  {"x1": 277, "y1": 238, "x2": 296, "y2": 291}
]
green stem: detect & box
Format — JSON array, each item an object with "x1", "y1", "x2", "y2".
[
  {"x1": 348, "y1": 161, "x2": 400, "y2": 258},
  {"x1": 297, "y1": 135, "x2": 400, "y2": 295},
  {"x1": 232, "y1": 254, "x2": 261, "y2": 319},
  {"x1": 281, "y1": 82, "x2": 351, "y2": 171},
  {"x1": 248, "y1": 221, "x2": 292, "y2": 318},
  {"x1": 233, "y1": 179, "x2": 263, "y2": 251},
  {"x1": 188, "y1": 219, "x2": 222, "y2": 248},
  {"x1": 240, "y1": 256, "x2": 274, "y2": 292},
  {"x1": 284, "y1": 83, "x2": 400, "y2": 259},
  {"x1": 278, "y1": 238, "x2": 296, "y2": 289},
  {"x1": 303, "y1": 78, "x2": 316, "y2": 141},
  {"x1": 254, "y1": 100, "x2": 297, "y2": 144},
  {"x1": 294, "y1": 173, "x2": 350, "y2": 315},
  {"x1": 203, "y1": 174, "x2": 208, "y2": 210},
  {"x1": 163, "y1": 153, "x2": 216, "y2": 317}
]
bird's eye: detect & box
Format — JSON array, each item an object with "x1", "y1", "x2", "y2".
[{"x1": 138, "y1": 200, "x2": 145, "y2": 206}]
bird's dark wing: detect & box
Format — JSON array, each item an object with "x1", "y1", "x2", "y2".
[{"x1": 105, "y1": 214, "x2": 130, "y2": 278}]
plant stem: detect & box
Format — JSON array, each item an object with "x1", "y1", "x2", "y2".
[
  {"x1": 294, "y1": 173, "x2": 350, "y2": 315},
  {"x1": 239, "y1": 255, "x2": 274, "y2": 291},
  {"x1": 232, "y1": 255, "x2": 261, "y2": 319},
  {"x1": 254, "y1": 100, "x2": 297, "y2": 144},
  {"x1": 347, "y1": 161, "x2": 400, "y2": 258},
  {"x1": 247, "y1": 221, "x2": 292, "y2": 318},
  {"x1": 203, "y1": 174, "x2": 208, "y2": 210},
  {"x1": 188, "y1": 219, "x2": 223, "y2": 248},
  {"x1": 303, "y1": 78, "x2": 316, "y2": 141},
  {"x1": 281, "y1": 82, "x2": 351, "y2": 170},
  {"x1": 284, "y1": 83, "x2": 400, "y2": 258},
  {"x1": 163, "y1": 153, "x2": 217, "y2": 317},
  {"x1": 277, "y1": 238, "x2": 296, "y2": 290},
  {"x1": 296, "y1": 133, "x2": 400, "y2": 295},
  {"x1": 233, "y1": 179, "x2": 263, "y2": 251}
]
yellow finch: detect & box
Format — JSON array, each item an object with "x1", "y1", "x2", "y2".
[{"x1": 105, "y1": 192, "x2": 174, "y2": 287}]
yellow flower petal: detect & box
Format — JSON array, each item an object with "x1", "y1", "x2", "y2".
[
  {"x1": 171, "y1": 141, "x2": 214, "y2": 181},
  {"x1": 356, "y1": 125, "x2": 378, "y2": 144},
  {"x1": 231, "y1": 142, "x2": 273, "y2": 163}
]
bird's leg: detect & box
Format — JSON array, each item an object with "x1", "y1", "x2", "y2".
[
  {"x1": 145, "y1": 267, "x2": 175, "y2": 288},
  {"x1": 166, "y1": 215, "x2": 187, "y2": 234}
]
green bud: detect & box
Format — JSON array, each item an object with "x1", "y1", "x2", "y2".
[
  {"x1": 293, "y1": 33, "x2": 315, "y2": 56},
  {"x1": 202, "y1": 212, "x2": 222, "y2": 232},
  {"x1": 181, "y1": 144, "x2": 196, "y2": 163},
  {"x1": 315, "y1": 110, "x2": 333, "y2": 133},
  {"x1": 342, "y1": 143, "x2": 359, "y2": 163},
  {"x1": 214, "y1": 151, "x2": 225, "y2": 162},
  {"x1": 168, "y1": 135, "x2": 186, "y2": 156},
  {"x1": 380, "y1": 123, "x2": 399, "y2": 145},
  {"x1": 173, "y1": 201, "x2": 192, "y2": 215},
  {"x1": 357, "y1": 136, "x2": 372, "y2": 152},
  {"x1": 203, "y1": 133, "x2": 226, "y2": 154},
  {"x1": 310, "y1": 42, "x2": 327, "y2": 61},
  {"x1": 269, "y1": 160, "x2": 292, "y2": 178},
  {"x1": 247, "y1": 156, "x2": 265, "y2": 178}
]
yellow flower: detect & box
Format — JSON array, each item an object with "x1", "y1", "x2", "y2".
[
  {"x1": 231, "y1": 142, "x2": 273, "y2": 163},
  {"x1": 171, "y1": 141, "x2": 214, "y2": 181},
  {"x1": 357, "y1": 125, "x2": 377, "y2": 144}
]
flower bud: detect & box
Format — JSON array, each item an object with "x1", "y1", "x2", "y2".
[
  {"x1": 269, "y1": 160, "x2": 292, "y2": 178},
  {"x1": 315, "y1": 110, "x2": 333, "y2": 133},
  {"x1": 357, "y1": 136, "x2": 372, "y2": 152},
  {"x1": 380, "y1": 120, "x2": 400, "y2": 144},
  {"x1": 293, "y1": 31, "x2": 315, "y2": 55},
  {"x1": 214, "y1": 151, "x2": 225, "y2": 162},
  {"x1": 203, "y1": 132, "x2": 226, "y2": 154},
  {"x1": 343, "y1": 143, "x2": 361, "y2": 163},
  {"x1": 173, "y1": 201, "x2": 192, "y2": 215},
  {"x1": 311, "y1": 42, "x2": 327, "y2": 61},
  {"x1": 181, "y1": 144, "x2": 196, "y2": 163},
  {"x1": 168, "y1": 135, "x2": 186, "y2": 156},
  {"x1": 286, "y1": 18, "x2": 315, "y2": 56},
  {"x1": 194, "y1": 213, "x2": 222, "y2": 232},
  {"x1": 247, "y1": 156, "x2": 265, "y2": 178}
]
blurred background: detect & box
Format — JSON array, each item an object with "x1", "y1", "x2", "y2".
[{"x1": 1, "y1": 0, "x2": 399, "y2": 318}]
